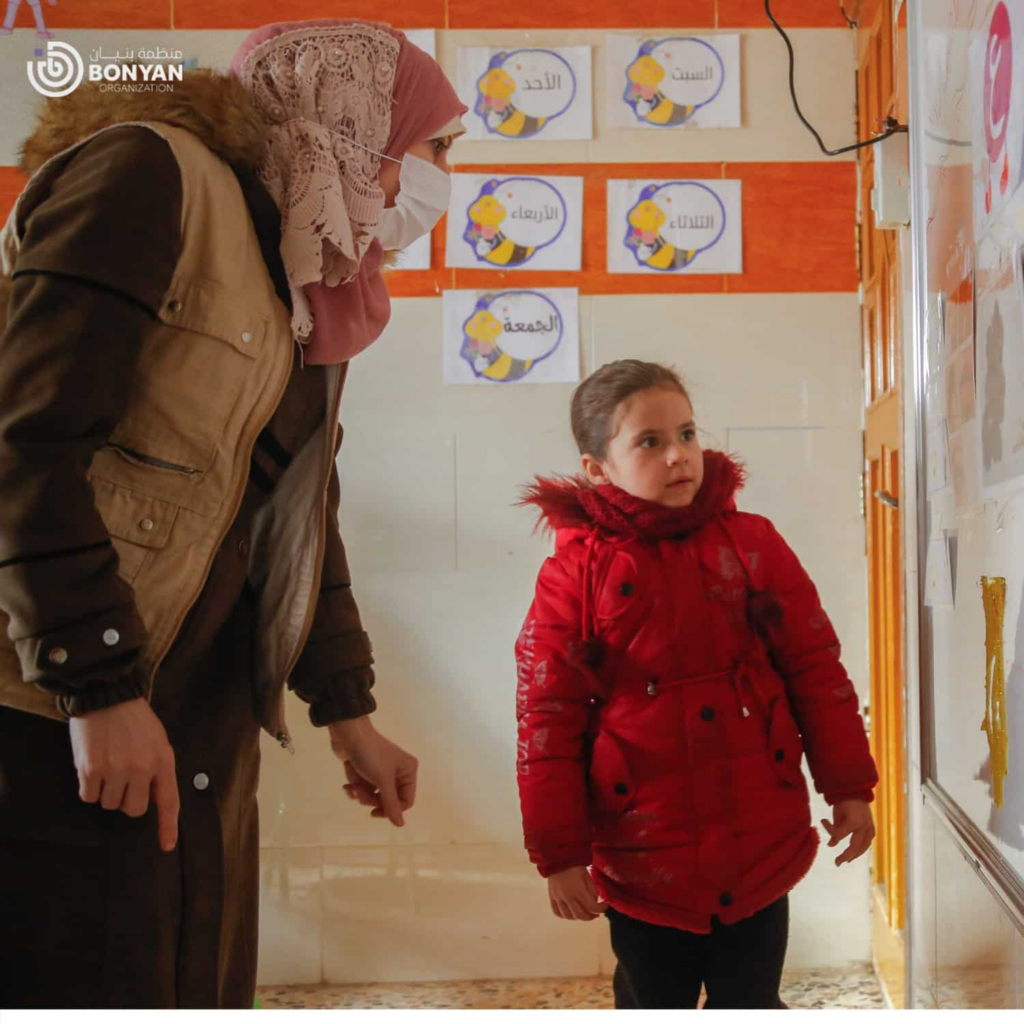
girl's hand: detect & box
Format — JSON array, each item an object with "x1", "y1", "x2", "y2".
[
  {"x1": 822, "y1": 800, "x2": 876, "y2": 866},
  {"x1": 548, "y1": 866, "x2": 605, "y2": 921}
]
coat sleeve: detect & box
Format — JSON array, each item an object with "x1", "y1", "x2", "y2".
[
  {"x1": 289, "y1": 428, "x2": 375, "y2": 726},
  {"x1": 0, "y1": 127, "x2": 182, "y2": 716},
  {"x1": 516, "y1": 548, "x2": 595, "y2": 876},
  {"x1": 760, "y1": 519, "x2": 878, "y2": 806}
]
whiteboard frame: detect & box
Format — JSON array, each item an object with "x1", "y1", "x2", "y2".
[{"x1": 907, "y1": 1, "x2": 1024, "y2": 933}]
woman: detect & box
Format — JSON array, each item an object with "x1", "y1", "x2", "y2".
[{"x1": 0, "y1": 19, "x2": 465, "y2": 1008}]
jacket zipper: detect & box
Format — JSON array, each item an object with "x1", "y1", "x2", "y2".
[{"x1": 107, "y1": 443, "x2": 200, "y2": 476}]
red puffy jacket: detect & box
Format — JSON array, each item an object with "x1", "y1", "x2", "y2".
[{"x1": 515, "y1": 452, "x2": 877, "y2": 933}]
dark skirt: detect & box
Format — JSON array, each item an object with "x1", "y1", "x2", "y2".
[{"x1": 0, "y1": 586, "x2": 261, "y2": 1009}]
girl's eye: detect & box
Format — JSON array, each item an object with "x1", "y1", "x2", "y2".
[
  {"x1": 640, "y1": 437, "x2": 658, "y2": 449},
  {"x1": 682, "y1": 429, "x2": 696, "y2": 442},
  {"x1": 434, "y1": 137, "x2": 452, "y2": 155}
]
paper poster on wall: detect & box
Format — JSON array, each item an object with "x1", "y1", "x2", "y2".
[
  {"x1": 928, "y1": 420, "x2": 950, "y2": 493},
  {"x1": 442, "y1": 288, "x2": 579, "y2": 386},
  {"x1": 607, "y1": 179, "x2": 742, "y2": 274},
  {"x1": 949, "y1": 429, "x2": 970, "y2": 508},
  {"x1": 977, "y1": 229, "x2": 1024, "y2": 492},
  {"x1": 457, "y1": 46, "x2": 593, "y2": 141},
  {"x1": 947, "y1": 343, "x2": 978, "y2": 433},
  {"x1": 605, "y1": 33, "x2": 740, "y2": 130},
  {"x1": 971, "y1": 2, "x2": 1024, "y2": 243},
  {"x1": 446, "y1": 174, "x2": 583, "y2": 271},
  {"x1": 925, "y1": 535, "x2": 955, "y2": 607},
  {"x1": 389, "y1": 30, "x2": 437, "y2": 272}
]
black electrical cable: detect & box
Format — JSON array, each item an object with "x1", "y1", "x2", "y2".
[
  {"x1": 765, "y1": 0, "x2": 907, "y2": 157},
  {"x1": 840, "y1": 4, "x2": 857, "y2": 28}
]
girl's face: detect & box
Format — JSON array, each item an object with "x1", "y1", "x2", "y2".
[
  {"x1": 581, "y1": 387, "x2": 704, "y2": 507},
  {"x1": 379, "y1": 135, "x2": 455, "y2": 207}
]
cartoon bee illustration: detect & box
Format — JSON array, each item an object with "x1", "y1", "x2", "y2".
[
  {"x1": 476, "y1": 66, "x2": 548, "y2": 139},
  {"x1": 465, "y1": 191, "x2": 536, "y2": 267},
  {"x1": 625, "y1": 54, "x2": 696, "y2": 126},
  {"x1": 460, "y1": 308, "x2": 536, "y2": 382},
  {"x1": 625, "y1": 199, "x2": 695, "y2": 270}
]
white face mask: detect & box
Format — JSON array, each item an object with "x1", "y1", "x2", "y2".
[{"x1": 376, "y1": 153, "x2": 452, "y2": 251}]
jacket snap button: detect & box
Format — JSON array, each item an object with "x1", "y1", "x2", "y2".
[
  {"x1": 719, "y1": 892, "x2": 733, "y2": 907},
  {"x1": 139, "y1": 518, "x2": 155, "y2": 532},
  {"x1": 167, "y1": 299, "x2": 182, "y2": 313},
  {"x1": 193, "y1": 773, "x2": 210, "y2": 791},
  {"x1": 241, "y1": 330, "x2": 252, "y2": 344},
  {"x1": 619, "y1": 582, "x2": 634, "y2": 597},
  {"x1": 775, "y1": 749, "x2": 785, "y2": 762},
  {"x1": 701, "y1": 707, "x2": 715, "y2": 722},
  {"x1": 47, "y1": 647, "x2": 69, "y2": 666},
  {"x1": 238, "y1": 539, "x2": 251, "y2": 557},
  {"x1": 614, "y1": 783, "x2": 629, "y2": 796},
  {"x1": 102, "y1": 629, "x2": 120, "y2": 647}
]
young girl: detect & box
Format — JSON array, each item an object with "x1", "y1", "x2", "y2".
[{"x1": 515, "y1": 360, "x2": 877, "y2": 1010}]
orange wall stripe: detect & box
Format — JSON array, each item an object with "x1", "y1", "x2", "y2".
[
  {"x1": 14, "y1": 2, "x2": 173, "y2": 28},
  {"x1": 0, "y1": 168, "x2": 27, "y2": 228},
  {"x1": 387, "y1": 160, "x2": 857, "y2": 298},
  {"x1": 173, "y1": 0, "x2": 848, "y2": 30},
  {"x1": 717, "y1": 0, "x2": 849, "y2": 30},
  {"x1": 0, "y1": 160, "x2": 855, "y2": 296},
  {"x1": 175, "y1": 0, "x2": 444, "y2": 29},
  {"x1": 448, "y1": 0, "x2": 716, "y2": 30}
]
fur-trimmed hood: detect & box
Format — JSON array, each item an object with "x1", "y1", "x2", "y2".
[
  {"x1": 18, "y1": 69, "x2": 268, "y2": 176},
  {"x1": 519, "y1": 450, "x2": 746, "y2": 541}
]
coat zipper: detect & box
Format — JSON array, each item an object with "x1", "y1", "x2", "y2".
[{"x1": 107, "y1": 443, "x2": 200, "y2": 476}]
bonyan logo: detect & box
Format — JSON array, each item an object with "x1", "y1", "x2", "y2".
[{"x1": 27, "y1": 39, "x2": 84, "y2": 97}]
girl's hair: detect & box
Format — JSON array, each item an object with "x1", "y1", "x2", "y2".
[{"x1": 570, "y1": 360, "x2": 691, "y2": 458}]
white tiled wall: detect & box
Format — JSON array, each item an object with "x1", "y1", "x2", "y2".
[
  {"x1": 255, "y1": 20, "x2": 865, "y2": 986},
  {"x1": 257, "y1": 289, "x2": 871, "y2": 983}
]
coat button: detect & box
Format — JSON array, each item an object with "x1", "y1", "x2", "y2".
[
  {"x1": 701, "y1": 707, "x2": 715, "y2": 722},
  {"x1": 719, "y1": 892, "x2": 733, "y2": 907},
  {"x1": 139, "y1": 518, "x2": 155, "y2": 532},
  {"x1": 775, "y1": 749, "x2": 785, "y2": 762},
  {"x1": 167, "y1": 299, "x2": 182, "y2": 313},
  {"x1": 614, "y1": 783, "x2": 629, "y2": 796},
  {"x1": 102, "y1": 629, "x2": 120, "y2": 647},
  {"x1": 238, "y1": 539, "x2": 250, "y2": 557},
  {"x1": 193, "y1": 773, "x2": 210, "y2": 791},
  {"x1": 47, "y1": 646, "x2": 68, "y2": 665},
  {"x1": 241, "y1": 330, "x2": 252, "y2": 344},
  {"x1": 619, "y1": 582, "x2": 634, "y2": 596}
]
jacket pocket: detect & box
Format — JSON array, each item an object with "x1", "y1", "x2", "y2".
[
  {"x1": 588, "y1": 731, "x2": 634, "y2": 815},
  {"x1": 110, "y1": 276, "x2": 271, "y2": 475},
  {"x1": 92, "y1": 477, "x2": 178, "y2": 586}
]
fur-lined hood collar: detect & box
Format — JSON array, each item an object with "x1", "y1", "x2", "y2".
[
  {"x1": 519, "y1": 450, "x2": 746, "y2": 543},
  {"x1": 18, "y1": 69, "x2": 267, "y2": 176}
]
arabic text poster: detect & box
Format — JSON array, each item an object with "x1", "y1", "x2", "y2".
[
  {"x1": 457, "y1": 46, "x2": 593, "y2": 141},
  {"x1": 605, "y1": 33, "x2": 741, "y2": 130},
  {"x1": 606, "y1": 179, "x2": 742, "y2": 274},
  {"x1": 443, "y1": 288, "x2": 580, "y2": 386},
  {"x1": 446, "y1": 174, "x2": 583, "y2": 272}
]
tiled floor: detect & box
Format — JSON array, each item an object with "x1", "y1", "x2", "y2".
[{"x1": 258, "y1": 966, "x2": 886, "y2": 1009}]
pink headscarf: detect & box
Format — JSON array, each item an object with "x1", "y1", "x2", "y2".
[{"x1": 231, "y1": 19, "x2": 466, "y2": 365}]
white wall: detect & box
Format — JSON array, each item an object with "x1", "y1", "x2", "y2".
[{"x1": 257, "y1": 289, "x2": 872, "y2": 984}]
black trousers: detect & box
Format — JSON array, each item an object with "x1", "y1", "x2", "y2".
[{"x1": 607, "y1": 896, "x2": 789, "y2": 1010}]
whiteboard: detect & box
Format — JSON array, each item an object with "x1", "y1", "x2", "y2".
[{"x1": 911, "y1": 0, "x2": 1024, "y2": 896}]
